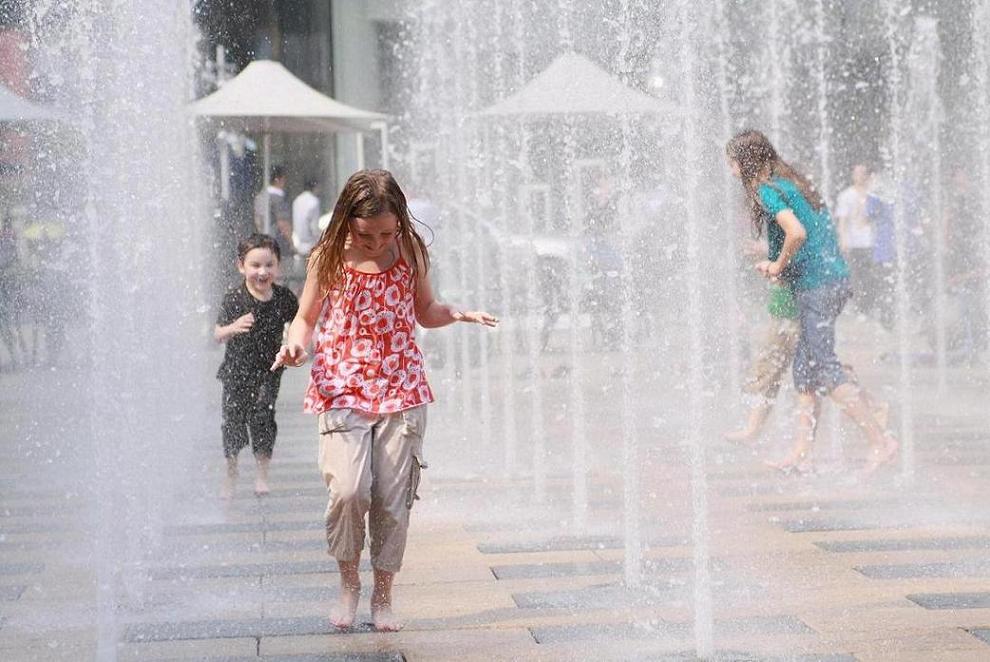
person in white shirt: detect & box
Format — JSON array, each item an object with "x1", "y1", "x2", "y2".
[
  {"x1": 834, "y1": 164, "x2": 878, "y2": 315},
  {"x1": 292, "y1": 178, "x2": 322, "y2": 256}
]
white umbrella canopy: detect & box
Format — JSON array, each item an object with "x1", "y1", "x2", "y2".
[
  {"x1": 478, "y1": 52, "x2": 671, "y2": 117},
  {"x1": 191, "y1": 59, "x2": 387, "y2": 132},
  {"x1": 191, "y1": 59, "x2": 389, "y2": 233},
  {"x1": 0, "y1": 82, "x2": 64, "y2": 123}
]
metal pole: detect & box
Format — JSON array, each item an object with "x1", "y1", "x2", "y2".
[{"x1": 263, "y1": 123, "x2": 272, "y2": 235}]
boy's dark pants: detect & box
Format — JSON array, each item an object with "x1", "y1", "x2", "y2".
[{"x1": 221, "y1": 370, "x2": 283, "y2": 458}]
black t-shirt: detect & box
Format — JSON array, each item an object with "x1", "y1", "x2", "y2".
[{"x1": 217, "y1": 284, "x2": 299, "y2": 381}]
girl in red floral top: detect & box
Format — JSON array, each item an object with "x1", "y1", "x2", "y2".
[{"x1": 273, "y1": 170, "x2": 496, "y2": 632}]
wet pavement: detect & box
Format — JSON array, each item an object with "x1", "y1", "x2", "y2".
[{"x1": 2, "y1": 334, "x2": 990, "y2": 661}]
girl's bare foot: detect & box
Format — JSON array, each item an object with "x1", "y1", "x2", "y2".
[
  {"x1": 724, "y1": 427, "x2": 758, "y2": 444},
  {"x1": 764, "y1": 446, "x2": 813, "y2": 475},
  {"x1": 862, "y1": 436, "x2": 899, "y2": 476},
  {"x1": 254, "y1": 476, "x2": 270, "y2": 496},
  {"x1": 329, "y1": 584, "x2": 361, "y2": 629},
  {"x1": 371, "y1": 600, "x2": 403, "y2": 632}
]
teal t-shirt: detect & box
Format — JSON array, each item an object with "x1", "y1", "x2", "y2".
[{"x1": 757, "y1": 177, "x2": 849, "y2": 290}]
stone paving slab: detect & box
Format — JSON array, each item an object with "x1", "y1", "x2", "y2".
[
  {"x1": 529, "y1": 614, "x2": 814, "y2": 644},
  {"x1": 165, "y1": 520, "x2": 323, "y2": 536},
  {"x1": 815, "y1": 536, "x2": 990, "y2": 553},
  {"x1": 856, "y1": 558, "x2": 990, "y2": 579},
  {"x1": 124, "y1": 616, "x2": 377, "y2": 642},
  {"x1": 906, "y1": 592, "x2": 990, "y2": 609},
  {"x1": 477, "y1": 534, "x2": 686, "y2": 554},
  {"x1": 512, "y1": 582, "x2": 678, "y2": 609},
  {"x1": 0, "y1": 584, "x2": 26, "y2": 600},
  {"x1": 967, "y1": 628, "x2": 990, "y2": 646},
  {"x1": 778, "y1": 519, "x2": 903, "y2": 533},
  {"x1": 148, "y1": 655, "x2": 402, "y2": 662},
  {"x1": 0, "y1": 562, "x2": 43, "y2": 575},
  {"x1": 149, "y1": 560, "x2": 370, "y2": 581}
]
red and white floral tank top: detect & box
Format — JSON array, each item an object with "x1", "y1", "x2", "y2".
[{"x1": 303, "y1": 256, "x2": 434, "y2": 415}]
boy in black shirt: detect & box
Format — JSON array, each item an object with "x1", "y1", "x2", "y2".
[{"x1": 215, "y1": 234, "x2": 299, "y2": 497}]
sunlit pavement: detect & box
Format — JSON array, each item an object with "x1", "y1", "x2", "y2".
[{"x1": 2, "y1": 331, "x2": 990, "y2": 661}]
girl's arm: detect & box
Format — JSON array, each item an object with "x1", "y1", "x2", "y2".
[
  {"x1": 409, "y1": 243, "x2": 497, "y2": 328},
  {"x1": 758, "y1": 209, "x2": 806, "y2": 278},
  {"x1": 271, "y1": 263, "x2": 322, "y2": 369}
]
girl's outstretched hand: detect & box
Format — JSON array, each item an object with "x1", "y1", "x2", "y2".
[
  {"x1": 457, "y1": 311, "x2": 499, "y2": 327},
  {"x1": 271, "y1": 343, "x2": 309, "y2": 371}
]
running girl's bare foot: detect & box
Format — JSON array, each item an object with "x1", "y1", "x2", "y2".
[
  {"x1": 371, "y1": 599, "x2": 403, "y2": 632},
  {"x1": 764, "y1": 446, "x2": 814, "y2": 475},
  {"x1": 862, "y1": 436, "x2": 899, "y2": 476},
  {"x1": 253, "y1": 476, "x2": 270, "y2": 496},
  {"x1": 724, "y1": 427, "x2": 759, "y2": 444},
  {"x1": 873, "y1": 401, "x2": 891, "y2": 431},
  {"x1": 329, "y1": 584, "x2": 361, "y2": 629}
]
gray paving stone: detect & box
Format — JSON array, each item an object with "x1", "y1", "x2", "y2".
[
  {"x1": 856, "y1": 558, "x2": 990, "y2": 579},
  {"x1": 232, "y1": 487, "x2": 326, "y2": 499},
  {"x1": 165, "y1": 520, "x2": 323, "y2": 536},
  {"x1": 0, "y1": 584, "x2": 26, "y2": 600},
  {"x1": 0, "y1": 562, "x2": 43, "y2": 575},
  {"x1": 512, "y1": 582, "x2": 678, "y2": 609},
  {"x1": 155, "y1": 538, "x2": 327, "y2": 558},
  {"x1": 478, "y1": 534, "x2": 686, "y2": 554},
  {"x1": 907, "y1": 592, "x2": 990, "y2": 609},
  {"x1": 967, "y1": 628, "x2": 990, "y2": 646},
  {"x1": 151, "y1": 654, "x2": 401, "y2": 662},
  {"x1": 529, "y1": 615, "x2": 813, "y2": 644},
  {"x1": 716, "y1": 484, "x2": 787, "y2": 498},
  {"x1": 746, "y1": 499, "x2": 899, "y2": 512},
  {"x1": 816, "y1": 536, "x2": 990, "y2": 553},
  {"x1": 125, "y1": 616, "x2": 377, "y2": 642},
  {"x1": 779, "y1": 519, "x2": 898, "y2": 533},
  {"x1": 492, "y1": 557, "x2": 698, "y2": 580},
  {"x1": 149, "y1": 560, "x2": 368, "y2": 581}
]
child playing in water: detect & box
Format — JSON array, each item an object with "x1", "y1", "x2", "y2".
[
  {"x1": 215, "y1": 233, "x2": 299, "y2": 498},
  {"x1": 726, "y1": 281, "x2": 889, "y2": 457},
  {"x1": 726, "y1": 130, "x2": 898, "y2": 475},
  {"x1": 724, "y1": 283, "x2": 800, "y2": 443},
  {"x1": 272, "y1": 170, "x2": 497, "y2": 632}
]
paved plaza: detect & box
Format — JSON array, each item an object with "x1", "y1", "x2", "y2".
[{"x1": 2, "y1": 338, "x2": 990, "y2": 661}]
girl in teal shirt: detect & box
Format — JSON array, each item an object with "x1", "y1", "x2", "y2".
[{"x1": 726, "y1": 130, "x2": 898, "y2": 475}]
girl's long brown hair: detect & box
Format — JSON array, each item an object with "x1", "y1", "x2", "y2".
[
  {"x1": 726, "y1": 129, "x2": 824, "y2": 236},
  {"x1": 310, "y1": 169, "x2": 430, "y2": 294}
]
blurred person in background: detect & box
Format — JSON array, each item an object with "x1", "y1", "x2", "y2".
[
  {"x1": 835, "y1": 164, "x2": 880, "y2": 318},
  {"x1": 254, "y1": 164, "x2": 294, "y2": 268},
  {"x1": 291, "y1": 176, "x2": 322, "y2": 292}
]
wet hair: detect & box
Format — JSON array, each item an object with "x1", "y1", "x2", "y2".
[
  {"x1": 310, "y1": 169, "x2": 429, "y2": 294},
  {"x1": 270, "y1": 164, "x2": 286, "y2": 183},
  {"x1": 304, "y1": 177, "x2": 319, "y2": 191},
  {"x1": 237, "y1": 233, "x2": 281, "y2": 262},
  {"x1": 726, "y1": 129, "x2": 824, "y2": 236}
]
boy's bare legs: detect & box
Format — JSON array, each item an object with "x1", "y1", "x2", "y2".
[
  {"x1": 371, "y1": 568, "x2": 402, "y2": 632},
  {"x1": 724, "y1": 400, "x2": 773, "y2": 443},
  {"x1": 254, "y1": 455, "x2": 271, "y2": 496},
  {"x1": 830, "y1": 382, "x2": 899, "y2": 474},
  {"x1": 765, "y1": 393, "x2": 818, "y2": 472},
  {"x1": 330, "y1": 559, "x2": 361, "y2": 628},
  {"x1": 221, "y1": 456, "x2": 238, "y2": 499}
]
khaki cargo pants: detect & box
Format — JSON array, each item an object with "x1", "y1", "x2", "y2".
[{"x1": 317, "y1": 406, "x2": 427, "y2": 573}]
